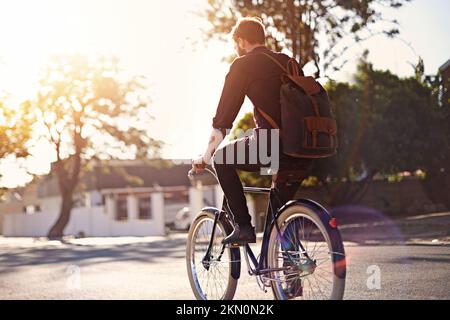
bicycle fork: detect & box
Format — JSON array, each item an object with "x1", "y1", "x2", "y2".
[{"x1": 201, "y1": 210, "x2": 221, "y2": 270}]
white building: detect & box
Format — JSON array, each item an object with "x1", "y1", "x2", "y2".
[{"x1": 0, "y1": 160, "x2": 223, "y2": 237}]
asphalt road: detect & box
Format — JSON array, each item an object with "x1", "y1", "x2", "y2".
[{"x1": 0, "y1": 234, "x2": 449, "y2": 300}]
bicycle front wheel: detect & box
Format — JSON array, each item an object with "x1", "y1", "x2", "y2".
[
  {"x1": 267, "y1": 204, "x2": 346, "y2": 300},
  {"x1": 186, "y1": 211, "x2": 238, "y2": 300}
]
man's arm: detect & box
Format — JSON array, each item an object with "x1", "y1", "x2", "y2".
[
  {"x1": 212, "y1": 58, "x2": 248, "y2": 130},
  {"x1": 193, "y1": 59, "x2": 248, "y2": 170},
  {"x1": 192, "y1": 128, "x2": 225, "y2": 169}
]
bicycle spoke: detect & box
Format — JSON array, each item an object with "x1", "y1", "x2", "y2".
[
  {"x1": 306, "y1": 276, "x2": 327, "y2": 300},
  {"x1": 270, "y1": 211, "x2": 341, "y2": 300}
]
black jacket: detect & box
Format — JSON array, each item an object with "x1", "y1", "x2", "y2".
[{"x1": 212, "y1": 46, "x2": 303, "y2": 132}]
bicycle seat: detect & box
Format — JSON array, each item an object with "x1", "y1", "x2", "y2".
[{"x1": 272, "y1": 157, "x2": 311, "y2": 184}]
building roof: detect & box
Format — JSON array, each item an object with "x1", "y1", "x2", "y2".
[
  {"x1": 37, "y1": 159, "x2": 217, "y2": 198},
  {"x1": 439, "y1": 59, "x2": 450, "y2": 73}
]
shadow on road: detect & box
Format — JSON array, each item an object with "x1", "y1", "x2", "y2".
[
  {"x1": 1, "y1": 210, "x2": 448, "y2": 278},
  {"x1": 0, "y1": 235, "x2": 188, "y2": 274}
]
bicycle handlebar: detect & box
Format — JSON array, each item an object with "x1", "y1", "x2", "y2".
[
  {"x1": 187, "y1": 168, "x2": 196, "y2": 179},
  {"x1": 187, "y1": 167, "x2": 220, "y2": 185}
]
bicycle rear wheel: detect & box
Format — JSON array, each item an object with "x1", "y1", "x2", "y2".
[
  {"x1": 267, "y1": 204, "x2": 346, "y2": 300},
  {"x1": 186, "y1": 211, "x2": 238, "y2": 300}
]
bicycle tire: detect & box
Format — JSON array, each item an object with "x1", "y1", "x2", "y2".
[
  {"x1": 186, "y1": 211, "x2": 239, "y2": 300},
  {"x1": 267, "y1": 204, "x2": 346, "y2": 300}
]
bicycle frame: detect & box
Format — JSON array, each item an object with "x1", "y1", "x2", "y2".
[
  {"x1": 241, "y1": 185, "x2": 279, "y2": 275},
  {"x1": 204, "y1": 184, "x2": 309, "y2": 278},
  {"x1": 192, "y1": 167, "x2": 318, "y2": 281},
  {"x1": 241, "y1": 185, "x2": 311, "y2": 276}
]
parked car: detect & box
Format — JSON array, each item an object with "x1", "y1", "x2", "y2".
[{"x1": 173, "y1": 207, "x2": 191, "y2": 231}]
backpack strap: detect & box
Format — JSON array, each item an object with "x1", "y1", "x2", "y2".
[
  {"x1": 261, "y1": 52, "x2": 300, "y2": 76},
  {"x1": 262, "y1": 52, "x2": 322, "y2": 117},
  {"x1": 256, "y1": 52, "x2": 289, "y2": 130},
  {"x1": 255, "y1": 105, "x2": 280, "y2": 129}
]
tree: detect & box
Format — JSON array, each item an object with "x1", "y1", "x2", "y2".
[
  {"x1": 314, "y1": 57, "x2": 445, "y2": 206},
  {"x1": 28, "y1": 55, "x2": 161, "y2": 238},
  {"x1": 0, "y1": 94, "x2": 34, "y2": 197},
  {"x1": 0, "y1": 96, "x2": 32, "y2": 160},
  {"x1": 203, "y1": 0, "x2": 410, "y2": 75},
  {"x1": 420, "y1": 70, "x2": 450, "y2": 210},
  {"x1": 231, "y1": 57, "x2": 446, "y2": 209}
]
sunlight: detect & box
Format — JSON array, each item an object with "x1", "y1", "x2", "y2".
[
  {"x1": 0, "y1": 0, "x2": 237, "y2": 187},
  {"x1": 1, "y1": 0, "x2": 446, "y2": 188}
]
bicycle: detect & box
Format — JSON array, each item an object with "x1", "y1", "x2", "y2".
[{"x1": 186, "y1": 167, "x2": 346, "y2": 300}]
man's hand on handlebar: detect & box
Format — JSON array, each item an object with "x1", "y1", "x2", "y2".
[
  {"x1": 191, "y1": 155, "x2": 207, "y2": 174},
  {"x1": 190, "y1": 128, "x2": 224, "y2": 175}
]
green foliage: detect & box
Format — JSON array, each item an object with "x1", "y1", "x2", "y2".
[
  {"x1": 311, "y1": 57, "x2": 446, "y2": 204},
  {"x1": 0, "y1": 93, "x2": 33, "y2": 197},
  {"x1": 232, "y1": 111, "x2": 255, "y2": 134},
  {"x1": 0, "y1": 96, "x2": 33, "y2": 159},
  {"x1": 231, "y1": 57, "x2": 448, "y2": 206}
]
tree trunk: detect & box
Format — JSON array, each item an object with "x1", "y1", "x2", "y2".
[
  {"x1": 47, "y1": 133, "x2": 82, "y2": 239},
  {"x1": 47, "y1": 191, "x2": 73, "y2": 239}
]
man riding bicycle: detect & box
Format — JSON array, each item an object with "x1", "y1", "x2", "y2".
[{"x1": 192, "y1": 17, "x2": 312, "y2": 245}]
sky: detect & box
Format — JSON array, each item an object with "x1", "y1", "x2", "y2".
[{"x1": 0, "y1": 0, "x2": 449, "y2": 187}]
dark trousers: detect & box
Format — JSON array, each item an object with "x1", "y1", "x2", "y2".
[{"x1": 212, "y1": 129, "x2": 312, "y2": 227}]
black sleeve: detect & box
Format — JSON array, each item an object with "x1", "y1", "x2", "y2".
[{"x1": 212, "y1": 58, "x2": 248, "y2": 131}]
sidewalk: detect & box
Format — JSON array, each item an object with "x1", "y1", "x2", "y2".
[
  {"x1": 1, "y1": 212, "x2": 449, "y2": 247},
  {"x1": 0, "y1": 233, "x2": 188, "y2": 248},
  {"x1": 336, "y1": 211, "x2": 450, "y2": 245}
]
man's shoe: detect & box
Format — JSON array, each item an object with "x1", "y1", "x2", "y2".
[{"x1": 222, "y1": 224, "x2": 256, "y2": 245}]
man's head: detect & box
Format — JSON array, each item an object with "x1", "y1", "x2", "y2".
[{"x1": 231, "y1": 17, "x2": 266, "y2": 56}]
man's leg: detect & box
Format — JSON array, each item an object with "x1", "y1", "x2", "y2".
[
  {"x1": 212, "y1": 136, "x2": 259, "y2": 227},
  {"x1": 212, "y1": 134, "x2": 265, "y2": 244}
]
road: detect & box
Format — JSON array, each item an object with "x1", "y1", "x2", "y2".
[{"x1": 0, "y1": 234, "x2": 449, "y2": 300}]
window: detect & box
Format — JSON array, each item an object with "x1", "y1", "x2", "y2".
[
  {"x1": 116, "y1": 195, "x2": 128, "y2": 221},
  {"x1": 23, "y1": 204, "x2": 41, "y2": 215},
  {"x1": 138, "y1": 195, "x2": 152, "y2": 220},
  {"x1": 23, "y1": 205, "x2": 35, "y2": 215}
]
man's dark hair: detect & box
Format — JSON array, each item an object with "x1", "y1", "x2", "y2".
[{"x1": 231, "y1": 17, "x2": 265, "y2": 45}]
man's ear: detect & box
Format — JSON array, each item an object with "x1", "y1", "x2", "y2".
[{"x1": 238, "y1": 38, "x2": 245, "y2": 49}]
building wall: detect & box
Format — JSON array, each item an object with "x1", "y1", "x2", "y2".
[
  {"x1": 3, "y1": 192, "x2": 166, "y2": 237},
  {"x1": 2, "y1": 183, "x2": 255, "y2": 236}
]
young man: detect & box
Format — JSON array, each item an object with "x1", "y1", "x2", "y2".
[{"x1": 192, "y1": 17, "x2": 311, "y2": 244}]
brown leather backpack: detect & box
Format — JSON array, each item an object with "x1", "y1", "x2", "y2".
[{"x1": 256, "y1": 53, "x2": 338, "y2": 159}]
